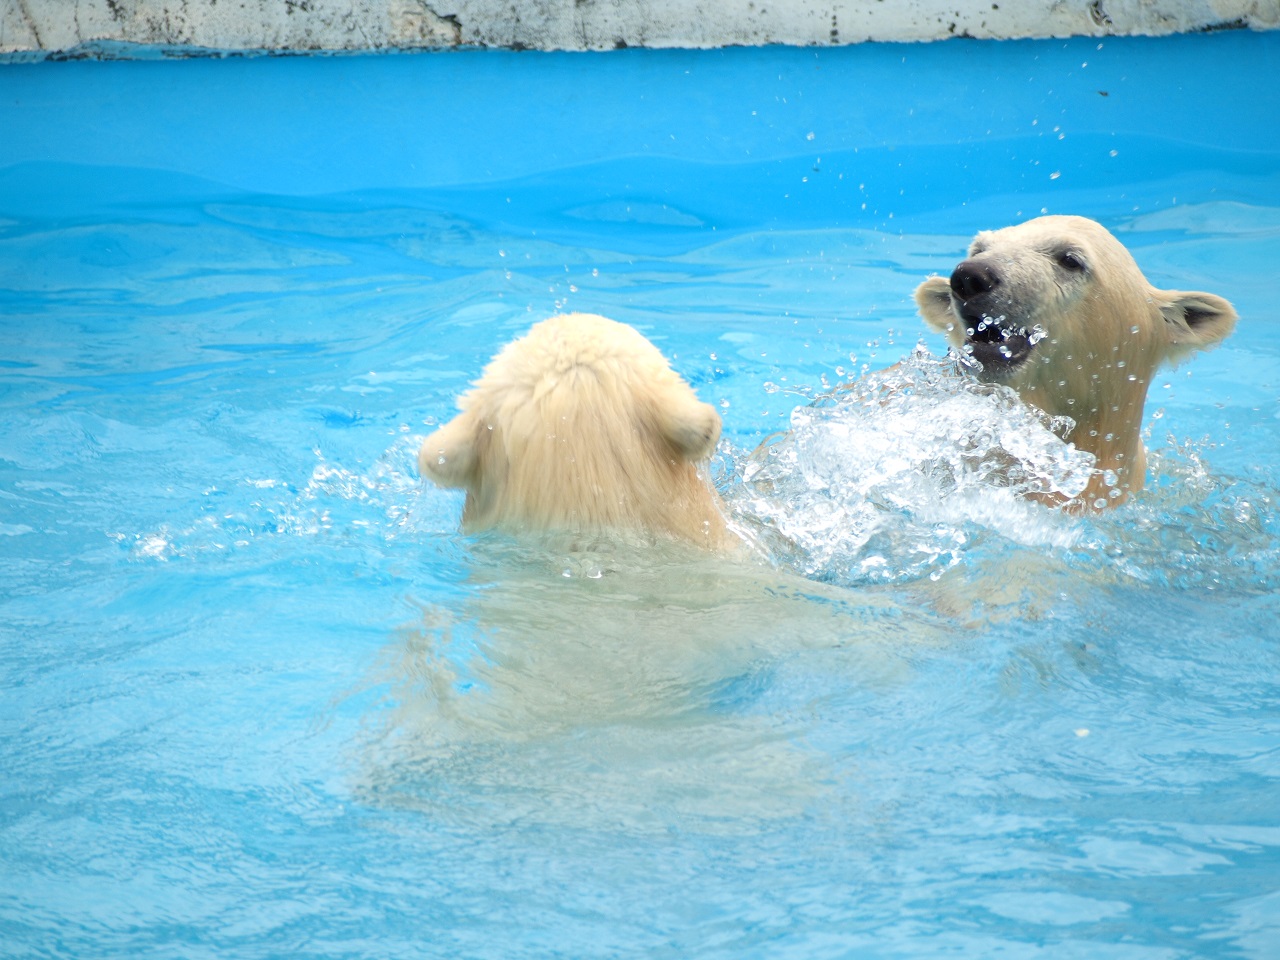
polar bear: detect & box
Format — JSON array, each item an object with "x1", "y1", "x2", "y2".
[
  {"x1": 913, "y1": 215, "x2": 1237, "y2": 507},
  {"x1": 419, "y1": 313, "x2": 735, "y2": 550}
]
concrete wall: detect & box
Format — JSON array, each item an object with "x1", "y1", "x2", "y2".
[{"x1": 2, "y1": 0, "x2": 1278, "y2": 56}]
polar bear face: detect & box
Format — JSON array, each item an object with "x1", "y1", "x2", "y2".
[
  {"x1": 914, "y1": 215, "x2": 1237, "y2": 505},
  {"x1": 419, "y1": 313, "x2": 733, "y2": 549}
]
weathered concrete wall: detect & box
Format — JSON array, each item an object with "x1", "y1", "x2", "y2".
[{"x1": 2, "y1": 0, "x2": 1277, "y2": 56}]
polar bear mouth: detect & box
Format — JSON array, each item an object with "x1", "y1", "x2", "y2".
[{"x1": 957, "y1": 308, "x2": 1035, "y2": 374}]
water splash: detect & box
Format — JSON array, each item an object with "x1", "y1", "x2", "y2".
[
  {"x1": 120, "y1": 433, "x2": 446, "y2": 562},
  {"x1": 1086, "y1": 437, "x2": 1280, "y2": 593},
  {"x1": 721, "y1": 347, "x2": 1096, "y2": 586}
]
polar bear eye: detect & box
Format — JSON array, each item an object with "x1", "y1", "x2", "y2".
[{"x1": 1053, "y1": 249, "x2": 1087, "y2": 273}]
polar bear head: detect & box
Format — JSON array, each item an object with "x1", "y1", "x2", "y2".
[
  {"x1": 914, "y1": 215, "x2": 1237, "y2": 506},
  {"x1": 419, "y1": 313, "x2": 733, "y2": 549}
]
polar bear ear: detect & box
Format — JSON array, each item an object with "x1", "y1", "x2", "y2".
[
  {"x1": 658, "y1": 398, "x2": 722, "y2": 462},
  {"x1": 914, "y1": 276, "x2": 955, "y2": 332},
  {"x1": 418, "y1": 414, "x2": 480, "y2": 488},
  {"x1": 1156, "y1": 289, "x2": 1238, "y2": 358}
]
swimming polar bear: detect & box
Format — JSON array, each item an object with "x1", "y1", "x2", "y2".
[
  {"x1": 419, "y1": 313, "x2": 735, "y2": 550},
  {"x1": 914, "y1": 215, "x2": 1237, "y2": 508}
]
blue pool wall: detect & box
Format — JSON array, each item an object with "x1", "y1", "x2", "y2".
[{"x1": 2, "y1": 30, "x2": 1277, "y2": 236}]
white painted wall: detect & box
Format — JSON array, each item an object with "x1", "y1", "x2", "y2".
[{"x1": 2, "y1": 0, "x2": 1277, "y2": 56}]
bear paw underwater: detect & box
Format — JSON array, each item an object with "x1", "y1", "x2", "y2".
[
  {"x1": 914, "y1": 214, "x2": 1237, "y2": 508},
  {"x1": 419, "y1": 313, "x2": 737, "y2": 551}
]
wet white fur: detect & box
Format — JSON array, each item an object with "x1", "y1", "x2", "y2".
[
  {"x1": 419, "y1": 313, "x2": 734, "y2": 549},
  {"x1": 914, "y1": 215, "x2": 1236, "y2": 506}
]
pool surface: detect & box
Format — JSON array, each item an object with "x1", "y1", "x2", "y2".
[{"x1": 2, "y1": 32, "x2": 1279, "y2": 958}]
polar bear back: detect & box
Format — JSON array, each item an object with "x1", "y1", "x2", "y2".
[{"x1": 420, "y1": 313, "x2": 732, "y2": 549}]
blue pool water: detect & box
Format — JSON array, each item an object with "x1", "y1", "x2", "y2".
[{"x1": 2, "y1": 31, "x2": 1280, "y2": 958}]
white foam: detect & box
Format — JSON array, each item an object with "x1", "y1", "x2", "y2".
[{"x1": 725, "y1": 347, "x2": 1096, "y2": 585}]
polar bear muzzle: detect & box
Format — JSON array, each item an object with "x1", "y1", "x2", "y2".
[{"x1": 948, "y1": 258, "x2": 1038, "y2": 375}]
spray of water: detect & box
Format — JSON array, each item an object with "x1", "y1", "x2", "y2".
[
  {"x1": 721, "y1": 346, "x2": 1097, "y2": 586},
  {"x1": 119, "y1": 349, "x2": 1278, "y2": 599}
]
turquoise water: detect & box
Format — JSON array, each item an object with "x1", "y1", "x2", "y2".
[{"x1": 3, "y1": 32, "x2": 1280, "y2": 958}]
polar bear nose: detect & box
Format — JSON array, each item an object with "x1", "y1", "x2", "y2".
[{"x1": 950, "y1": 260, "x2": 1001, "y2": 300}]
